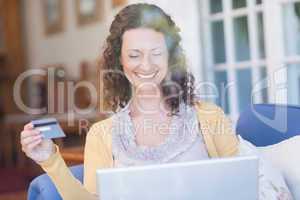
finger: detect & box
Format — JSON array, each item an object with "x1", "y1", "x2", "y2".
[
  {"x1": 26, "y1": 138, "x2": 43, "y2": 151},
  {"x1": 21, "y1": 134, "x2": 43, "y2": 147},
  {"x1": 24, "y1": 122, "x2": 34, "y2": 131},
  {"x1": 20, "y1": 129, "x2": 41, "y2": 140}
]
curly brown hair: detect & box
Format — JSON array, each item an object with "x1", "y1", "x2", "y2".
[{"x1": 101, "y1": 3, "x2": 195, "y2": 115}]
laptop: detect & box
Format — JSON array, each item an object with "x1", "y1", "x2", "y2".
[{"x1": 96, "y1": 156, "x2": 258, "y2": 200}]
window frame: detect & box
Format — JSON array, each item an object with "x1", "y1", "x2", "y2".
[{"x1": 200, "y1": 0, "x2": 267, "y2": 120}]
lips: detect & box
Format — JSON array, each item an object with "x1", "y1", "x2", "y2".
[{"x1": 135, "y1": 71, "x2": 158, "y2": 79}]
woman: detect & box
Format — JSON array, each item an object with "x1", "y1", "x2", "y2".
[{"x1": 20, "y1": 3, "x2": 292, "y2": 200}]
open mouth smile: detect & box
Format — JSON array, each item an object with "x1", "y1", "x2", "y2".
[{"x1": 135, "y1": 71, "x2": 158, "y2": 79}]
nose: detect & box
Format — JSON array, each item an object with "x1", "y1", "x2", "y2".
[{"x1": 140, "y1": 54, "x2": 153, "y2": 71}]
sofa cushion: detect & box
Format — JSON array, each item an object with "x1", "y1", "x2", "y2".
[
  {"x1": 238, "y1": 135, "x2": 293, "y2": 199},
  {"x1": 258, "y1": 136, "x2": 300, "y2": 199}
]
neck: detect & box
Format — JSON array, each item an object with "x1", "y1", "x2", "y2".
[{"x1": 129, "y1": 86, "x2": 169, "y2": 117}]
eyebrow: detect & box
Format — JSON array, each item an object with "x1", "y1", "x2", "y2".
[
  {"x1": 127, "y1": 47, "x2": 162, "y2": 51},
  {"x1": 151, "y1": 47, "x2": 162, "y2": 51},
  {"x1": 127, "y1": 49, "x2": 140, "y2": 52}
]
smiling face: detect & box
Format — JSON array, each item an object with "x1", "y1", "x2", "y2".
[{"x1": 120, "y1": 28, "x2": 169, "y2": 92}]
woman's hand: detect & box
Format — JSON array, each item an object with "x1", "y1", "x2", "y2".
[{"x1": 20, "y1": 122, "x2": 55, "y2": 163}]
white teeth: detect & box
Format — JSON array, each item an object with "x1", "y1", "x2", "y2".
[{"x1": 136, "y1": 72, "x2": 157, "y2": 79}]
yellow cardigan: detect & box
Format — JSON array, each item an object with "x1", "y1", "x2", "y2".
[{"x1": 38, "y1": 101, "x2": 239, "y2": 200}]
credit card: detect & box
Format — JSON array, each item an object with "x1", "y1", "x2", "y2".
[{"x1": 31, "y1": 118, "x2": 66, "y2": 139}]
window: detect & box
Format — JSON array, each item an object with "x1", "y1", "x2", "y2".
[
  {"x1": 210, "y1": 0, "x2": 223, "y2": 14},
  {"x1": 282, "y1": 1, "x2": 300, "y2": 105},
  {"x1": 200, "y1": 0, "x2": 300, "y2": 119},
  {"x1": 201, "y1": 0, "x2": 267, "y2": 119},
  {"x1": 283, "y1": 2, "x2": 300, "y2": 57}
]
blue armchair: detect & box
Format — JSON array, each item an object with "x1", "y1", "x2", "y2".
[
  {"x1": 27, "y1": 104, "x2": 300, "y2": 200},
  {"x1": 236, "y1": 104, "x2": 300, "y2": 146},
  {"x1": 28, "y1": 165, "x2": 83, "y2": 200}
]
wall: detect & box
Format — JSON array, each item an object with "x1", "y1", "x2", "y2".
[{"x1": 22, "y1": 0, "x2": 203, "y2": 81}]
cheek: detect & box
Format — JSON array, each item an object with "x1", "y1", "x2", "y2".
[
  {"x1": 153, "y1": 58, "x2": 168, "y2": 83},
  {"x1": 121, "y1": 56, "x2": 133, "y2": 73},
  {"x1": 121, "y1": 55, "x2": 140, "y2": 72},
  {"x1": 160, "y1": 62, "x2": 168, "y2": 76},
  {"x1": 156, "y1": 56, "x2": 168, "y2": 74},
  {"x1": 122, "y1": 63, "x2": 134, "y2": 82}
]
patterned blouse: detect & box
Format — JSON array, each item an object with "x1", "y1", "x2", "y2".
[{"x1": 111, "y1": 101, "x2": 209, "y2": 167}]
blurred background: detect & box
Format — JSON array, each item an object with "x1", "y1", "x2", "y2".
[{"x1": 0, "y1": 0, "x2": 300, "y2": 199}]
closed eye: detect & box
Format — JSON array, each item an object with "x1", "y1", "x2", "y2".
[
  {"x1": 152, "y1": 52, "x2": 162, "y2": 56},
  {"x1": 129, "y1": 55, "x2": 139, "y2": 58}
]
